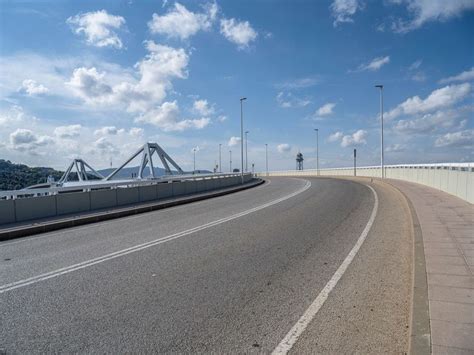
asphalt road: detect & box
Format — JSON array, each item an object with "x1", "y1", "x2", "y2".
[{"x1": 0, "y1": 177, "x2": 412, "y2": 353}]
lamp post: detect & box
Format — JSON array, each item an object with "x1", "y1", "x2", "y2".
[
  {"x1": 245, "y1": 130, "x2": 249, "y2": 172},
  {"x1": 314, "y1": 128, "x2": 319, "y2": 176},
  {"x1": 193, "y1": 148, "x2": 196, "y2": 173},
  {"x1": 375, "y1": 85, "x2": 384, "y2": 178},
  {"x1": 265, "y1": 143, "x2": 268, "y2": 176},
  {"x1": 219, "y1": 143, "x2": 222, "y2": 173},
  {"x1": 229, "y1": 150, "x2": 232, "y2": 172},
  {"x1": 240, "y1": 97, "x2": 247, "y2": 183}
]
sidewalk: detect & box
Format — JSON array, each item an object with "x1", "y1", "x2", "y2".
[{"x1": 389, "y1": 179, "x2": 473, "y2": 354}]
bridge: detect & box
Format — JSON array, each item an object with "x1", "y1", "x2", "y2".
[{"x1": 0, "y1": 146, "x2": 472, "y2": 353}]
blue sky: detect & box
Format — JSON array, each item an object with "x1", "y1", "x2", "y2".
[{"x1": 0, "y1": 0, "x2": 473, "y2": 171}]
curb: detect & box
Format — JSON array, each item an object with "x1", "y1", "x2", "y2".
[
  {"x1": 0, "y1": 178, "x2": 265, "y2": 242},
  {"x1": 383, "y1": 179, "x2": 431, "y2": 355}
]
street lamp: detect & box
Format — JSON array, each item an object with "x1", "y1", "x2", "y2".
[
  {"x1": 219, "y1": 143, "x2": 222, "y2": 173},
  {"x1": 375, "y1": 84, "x2": 384, "y2": 178},
  {"x1": 265, "y1": 143, "x2": 268, "y2": 176},
  {"x1": 240, "y1": 97, "x2": 247, "y2": 183},
  {"x1": 245, "y1": 130, "x2": 249, "y2": 172},
  {"x1": 229, "y1": 150, "x2": 232, "y2": 172},
  {"x1": 192, "y1": 148, "x2": 196, "y2": 173},
  {"x1": 314, "y1": 128, "x2": 319, "y2": 176}
]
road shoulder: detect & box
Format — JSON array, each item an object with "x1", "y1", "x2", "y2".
[{"x1": 289, "y1": 178, "x2": 413, "y2": 354}]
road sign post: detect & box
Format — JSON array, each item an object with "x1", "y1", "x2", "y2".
[{"x1": 354, "y1": 149, "x2": 357, "y2": 177}]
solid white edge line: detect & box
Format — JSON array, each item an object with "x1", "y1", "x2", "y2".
[
  {"x1": 271, "y1": 184, "x2": 379, "y2": 354},
  {"x1": 0, "y1": 180, "x2": 311, "y2": 294}
]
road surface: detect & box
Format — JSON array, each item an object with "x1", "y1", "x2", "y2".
[{"x1": 0, "y1": 177, "x2": 412, "y2": 353}]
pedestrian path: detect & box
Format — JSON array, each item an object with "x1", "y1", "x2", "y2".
[{"x1": 389, "y1": 179, "x2": 473, "y2": 355}]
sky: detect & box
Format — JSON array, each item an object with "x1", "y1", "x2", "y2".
[{"x1": 0, "y1": 0, "x2": 473, "y2": 172}]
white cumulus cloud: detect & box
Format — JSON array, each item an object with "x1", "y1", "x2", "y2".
[
  {"x1": 148, "y1": 2, "x2": 217, "y2": 40},
  {"x1": 94, "y1": 126, "x2": 120, "y2": 136},
  {"x1": 193, "y1": 99, "x2": 215, "y2": 116},
  {"x1": 67, "y1": 41, "x2": 190, "y2": 115},
  {"x1": 67, "y1": 10, "x2": 126, "y2": 49},
  {"x1": 341, "y1": 130, "x2": 367, "y2": 147},
  {"x1": 9, "y1": 128, "x2": 54, "y2": 153},
  {"x1": 129, "y1": 127, "x2": 144, "y2": 136},
  {"x1": 20, "y1": 79, "x2": 49, "y2": 95},
  {"x1": 328, "y1": 131, "x2": 344, "y2": 142},
  {"x1": 134, "y1": 101, "x2": 210, "y2": 132},
  {"x1": 439, "y1": 67, "x2": 474, "y2": 84},
  {"x1": 277, "y1": 143, "x2": 291, "y2": 153},
  {"x1": 220, "y1": 18, "x2": 257, "y2": 49},
  {"x1": 228, "y1": 136, "x2": 241, "y2": 147},
  {"x1": 434, "y1": 129, "x2": 474, "y2": 148},
  {"x1": 54, "y1": 124, "x2": 82, "y2": 138},
  {"x1": 66, "y1": 67, "x2": 114, "y2": 104},
  {"x1": 386, "y1": 83, "x2": 471, "y2": 120},
  {"x1": 316, "y1": 102, "x2": 336, "y2": 116}
]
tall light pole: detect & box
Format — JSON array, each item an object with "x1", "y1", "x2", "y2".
[
  {"x1": 240, "y1": 97, "x2": 247, "y2": 183},
  {"x1": 229, "y1": 150, "x2": 232, "y2": 172},
  {"x1": 314, "y1": 128, "x2": 319, "y2": 176},
  {"x1": 245, "y1": 130, "x2": 249, "y2": 172},
  {"x1": 375, "y1": 85, "x2": 384, "y2": 178},
  {"x1": 193, "y1": 148, "x2": 196, "y2": 172},
  {"x1": 219, "y1": 143, "x2": 222, "y2": 173},
  {"x1": 265, "y1": 143, "x2": 268, "y2": 176}
]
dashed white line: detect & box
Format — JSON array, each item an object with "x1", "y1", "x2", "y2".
[
  {"x1": 272, "y1": 184, "x2": 379, "y2": 354},
  {"x1": 0, "y1": 179, "x2": 310, "y2": 294}
]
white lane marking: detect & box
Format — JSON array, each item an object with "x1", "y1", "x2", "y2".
[
  {"x1": 0, "y1": 179, "x2": 271, "y2": 247},
  {"x1": 272, "y1": 184, "x2": 379, "y2": 354},
  {"x1": 0, "y1": 180, "x2": 311, "y2": 294}
]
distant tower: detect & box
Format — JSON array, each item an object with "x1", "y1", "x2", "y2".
[{"x1": 296, "y1": 152, "x2": 304, "y2": 170}]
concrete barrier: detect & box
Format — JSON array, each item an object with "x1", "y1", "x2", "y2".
[
  {"x1": 262, "y1": 164, "x2": 473, "y2": 204},
  {"x1": 139, "y1": 185, "x2": 157, "y2": 202},
  {"x1": 90, "y1": 189, "x2": 117, "y2": 210},
  {"x1": 184, "y1": 180, "x2": 197, "y2": 194},
  {"x1": 172, "y1": 181, "x2": 186, "y2": 197},
  {"x1": 0, "y1": 174, "x2": 253, "y2": 226},
  {"x1": 204, "y1": 178, "x2": 215, "y2": 191},
  {"x1": 158, "y1": 182, "x2": 173, "y2": 199},
  {"x1": 196, "y1": 179, "x2": 207, "y2": 192},
  {"x1": 117, "y1": 187, "x2": 140, "y2": 206},
  {"x1": 0, "y1": 200, "x2": 15, "y2": 225},
  {"x1": 15, "y1": 195, "x2": 56, "y2": 222},
  {"x1": 57, "y1": 192, "x2": 90, "y2": 215}
]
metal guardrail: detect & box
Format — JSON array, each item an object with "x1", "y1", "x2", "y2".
[
  {"x1": 0, "y1": 173, "x2": 245, "y2": 200},
  {"x1": 259, "y1": 163, "x2": 474, "y2": 204}
]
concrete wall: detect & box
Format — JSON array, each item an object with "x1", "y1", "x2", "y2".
[
  {"x1": 0, "y1": 199, "x2": 15, "y2": 225},
  {"x1": 57, "y1": 192, "x2": 90, "y2": 215},
  {"x1": 117, "y1": 187, "x2": 140, "y2": 206},
  {"x1": 0, "y1": 174, "x2": 254, "y2": 226},
  {"x1": 90, "y1": 189, "x2": 117, "y2": 210},
  {"x1": 262, "y1": 166, "x2": 474, "y2": 204},
  {"x1": 139, "y1": 185, "x2": 157, "y2": 202},
  {"x1": 15, "y1": 195, "x2": 56, "y2": 222},
  {"x1": 157, "y1": 182, "x2": 173, "y2": 198}
]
